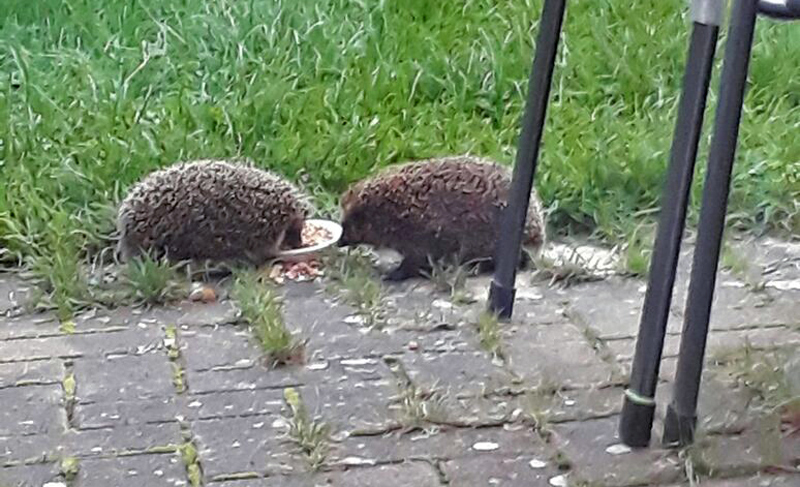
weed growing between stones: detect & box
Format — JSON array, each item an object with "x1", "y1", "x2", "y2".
[
  {"x1": 59, "y1": 456, "x2": 80, "y2": 481},
  {"x1": 422, "y1": 259, "x2": 476, "y2": 304},
  {"x1": 323, "y1": 249, "x2": 386, "y2": 328},
  {"x1": 475, "y1": 311, "x2": 504, "y2": 358},
  {"x1": 122, "y1": 254, "x2": 188, "y2": 305},
  {"x1": 231, "y1": 269, "x2": 304, "y2": 366},
  {"x1": 179, "y1": 441, "x2": 202, "y2": 487},
  {"x1": 283, "y1": 387, "x2": 330, "y2": 470}
]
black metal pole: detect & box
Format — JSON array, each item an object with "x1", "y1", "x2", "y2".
[
  {"x1": 618, "y1": 0, "x2": 723, "y2": 449},
  {"x1": 488, "y1": 0, "x2": 567, "y2": 320},
  {"x1": 663, "y1": 0, "x2": 759, "y2": 447}
]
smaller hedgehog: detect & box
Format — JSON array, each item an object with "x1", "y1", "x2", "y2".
[
  {"x1": 339, "y1": 155, "x2": 546, "y2": 281},
  {"x1": 117, "y1": 159, "x2": 311, "y2": 265}
]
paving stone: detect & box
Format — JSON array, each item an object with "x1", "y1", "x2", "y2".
[
  {"x1": 206, "y1": 475, "x2": 314, "y2": 487},
  {"x1": 73, "y1": 353, "x2": 174, "y2": 404},
  {"x1": 0, "y1": 433, "x2": 62, "y2": 466},
  {"x1": 302, "y1": 378, "x2": 397, "y2": 434},
  {"x1": 684, "y1": 474, "x2": 800, "y2": 486},
  {"x1": 551, "y1": 417, "x2": 684, "y2": 486},
  {"x1": 63, "y1": 422, "x2": 182, "y2": 457},
  {"x1": 708, "y1": 287, "x2": 800, "y2": 331},
  {"x1": 505, "y1": 323, "x2": 619, "y2": 388},
  {"x1": 330, "y1": 425, "x2": 548, "y2": 465},
  {"x1": 204, "y1": 462, "x2": 444, "y2": 487},
  {"x1": 0, "y1": 384, "x2": 65, "y2": 436},
  {"x1": 0, "y1": 360, "x2": 62, "y2": 389},
  {"x1": 192, "y1": 414, "x2": 302, "y2": 479},
  {"x1": 0, "y1": 313, "x2": 61, "y2": 340},
  {"x1": 0, "y1": 274, "x2": 34, "y2": 316},
  {"x1": 76, "y1": 453, "x2": 186, "y2": 487},
  {"x1": 526, "y1": 386, "x2": 624, "y2": 424},
  {"x1": 75, "y1": 397, "x2": 179, "y2": 429},
  {"x1": 605, "y1": 336, "x2": 682, "y2": 363},
  {"x1": 0, "y1": 462, "x2": 60, "y2": 486},
  {"x1": 174, "y1": 300, "x2": 239, "y2": 327},
  {"x1": 692, "y1": 427, "x2": 800, "y2": 475},
  {"x1": 442, "y1": 453, "x2": 562, "y2": 486},
  {"x1": 399, "y1": 351, "x2": 515, "y2": 397},
  {"x1": 0, "y1": 328, "x2": 164, "y2": 363},
  {"x1": 180, "y1": 325, "x2": 257, "y2": 372},
  {"x1": 565, "y1": 278, "x2": 657, "y2": 340},
  {"x1": 183, "y1": 388, "x2": 284, "y2": 420},
  {"x1": 314, "y1": 462, "x2": 442, "y2": 486},
  {"x1": 184, "y1": 357, "x2": 391, "y2": 395},
  {"x1": 655, "y1": 374, "x2": 754, "y2": 434}
]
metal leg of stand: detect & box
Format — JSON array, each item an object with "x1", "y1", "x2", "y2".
[
  {"x1": 488, "y1": 0, "x2": 567, "y2": 320},
  {"x1": 663, "y1": 0, "x2": 759, "y2": 447},
  {"x1": 618, "y1": 0, "x2": 723, "y2": 448}
]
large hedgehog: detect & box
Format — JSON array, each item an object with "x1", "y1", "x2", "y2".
[
  {"x1": 339, "y1": 155, "x2": 546, "y2": 280},
  {"x1": 117, "y1": 159, "x2": 311, "y2": 265}
]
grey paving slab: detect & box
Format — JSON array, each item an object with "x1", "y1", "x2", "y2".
[
  {"x1": 75, "y1": 396, "x2": 179, "y2": 429},
  {"x1": 184, "y1": 357, "x2": 391, "y2": 395},
  {"x1": 0, "y1": 274, "x2": 33, "y2": 316},
  {"x1": 0, "y1": 462, "x2": 60, "y2": 486},
  {"x1": 691, "y1": 427, "x2": 800, "y2": 476},
  {"x1": 0, "y1": 384, "x2": 65, "y2": 437},
  {"x1": 179, "y1": 325, "x2": 257, "y2": 372},
  {"x1": 0, "y1": 313, "x2": 61, "y2": 340},
  {"x1": 207, "y1": 462, "x2": 442, "y2": 487},
  {"x1": 329, "y1": 425, "x2": 549, "y2": 465},
  {"x1": 0, "y1": 360, "x2": 62, "y2": 389},
  {"x1": 192, "y1": 414, "x2": 302, "y2": 479},
  {"x1": 75, "y1": 453, "x2": 186, "y2": 487},
  {"x1": 0, "y1": 327, "x2": 164, "y2": 363},
  {"x1": 504, "y1": 324, "x2": 619, "y2": 388},
  {"x1": 62, "y1": 422, "x2": 183, "y2": 458},
  {"x1": 73, "y1": 353, "x2": 174, "y2": 404},
  {"x1": 301, "y1": 378, "x2": 398, "y2": 434},
  {"x1": 314, "y1": 462, "x2": 442, "y2": 486},
  {"x1": 0, "y1": 432, "x2": 62, "y2": 466},
  {"x1": 182, "y1": 388, "x2": 284, "y2": 421},
  {"x1": 679, "y1": 474, "x2": 800, "y2": 486},
  {"x1": 399, "y1": 350, "x2": 515, "y2": 397},
  {"x1": 442, "y1": 453, "x2": 562, "y2": 486},
  {"x1": 551, "y1": 416, "x2": 684, "y2": 486}
]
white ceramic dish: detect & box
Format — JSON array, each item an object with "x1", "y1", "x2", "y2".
[{"x1": 276, "y1": 219, "x2": 342, "y2": 261}]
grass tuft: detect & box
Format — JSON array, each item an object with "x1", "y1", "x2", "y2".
[
  {"x1": 476, "y1": 311, "x2": 503, "y2": 357},
  {"x1": 123, "y1": 254, "x2": 187, "y2": 305},
  {"x1": 283, "y1": 387, "x2": 330, "y2": 470},
  {"x1": 231, "y1": 269, "x2": 304, "y2": 366}
]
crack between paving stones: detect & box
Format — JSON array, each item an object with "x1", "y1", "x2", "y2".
[{"x1": 0, "y1": 326, "x2": 130, "y2": 342}]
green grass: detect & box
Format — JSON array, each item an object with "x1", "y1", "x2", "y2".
[
  {"x1": 231, "y1": 269, "x2": 304, "y2": 365},
  {"x1": 2, "y1": 0, "x2": 799, "y2": 279},
  {"x1": 123, "y1": 254, "x2": 187, "y2": 305}
]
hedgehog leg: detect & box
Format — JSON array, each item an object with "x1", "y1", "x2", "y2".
[{"x1": 384, "y1": 257, "x2": 427, "y2": 281}]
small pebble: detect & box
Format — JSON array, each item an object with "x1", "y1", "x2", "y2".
[
  {"x1": 408, "y1": 341, "x2": 419, "y2": 351},
  {"x1": 549, "y1": 474, "x2": 569, "y2": 486},
  {"x1": 472, "y1": 441, "x2": 500, "y2": 451},
  {"x1": 529, "y1": 458, "x2": 547, "y2": 469},
  {"x1": 605, "y1": 443, "x2": 631, "y2": 455}
]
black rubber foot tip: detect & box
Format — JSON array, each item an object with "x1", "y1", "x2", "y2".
[
  {"x1": 619, "y1": 394, "x2": 656, "y2": 448},
  {"x1": 662, "y1": 403, "x2": 697, "y2": 447},
  {"x1": 488, "y1": 281, "x2": 515, "y2": 320}
]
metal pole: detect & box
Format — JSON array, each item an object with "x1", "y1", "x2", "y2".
[
  {"x1": 663, "y1": 0, "x2": 758, "y2": 447},
  {"x1": 488, "y1": 0, "x2": 567, "y2": 320},
  {"x1": 619, "y1": 0, "x2": 724, "y2": 448}
]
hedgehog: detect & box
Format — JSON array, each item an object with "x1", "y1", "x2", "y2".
[
  {"x1": 116, "y1": 159, "x2": 311, "y2": 265},
  {"x1": 338, "y1": 155, "x2": 546, "y2": 281}
]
